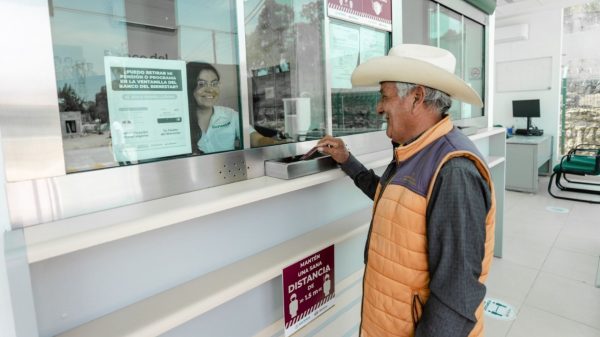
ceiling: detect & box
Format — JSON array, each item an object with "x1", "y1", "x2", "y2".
[
  {"x1": 496, "y1": 0, "x2": 534, "y2": 6},
  {"x1": 494, "y1": 0, "x2": 590, "y2": 18}
]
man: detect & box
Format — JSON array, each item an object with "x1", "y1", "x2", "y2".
[{"x1": 317, "y1": 44, "x2": 495, "y2": 337}]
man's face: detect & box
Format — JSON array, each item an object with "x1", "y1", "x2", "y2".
[{"x1": 377, "y1": 82, "x2": 414, "y2": 144}]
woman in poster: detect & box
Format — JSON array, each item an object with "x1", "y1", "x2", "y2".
[
  {"x1": 187, "y1": 62, "x2": 283, "y2": 154},
  {"x1": 187, "y1": 62, "x2": 243, "y2": 154}
]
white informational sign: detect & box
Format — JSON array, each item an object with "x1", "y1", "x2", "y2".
[
  {"x1": 483, "y1": 298, "x2": 517, "y2": 320},
  {"x1": 330, "y1": 23, "x2": 360, "y2": 89},
  {"x1": 327, "y1": 0, "x2": 392, "y2": 32},
  {"x1": 283, "y1": 245, "x2": 335, "y2": 336},
  {"x1": 359, "y1": 26, "x2": 386, "y2": 64},
  {"x1": 104, "y1": 56, "x2": 191, "y2": 162}
]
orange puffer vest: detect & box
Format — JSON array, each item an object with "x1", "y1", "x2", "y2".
[{"x1": 360, "y1": 117, "x2": 495, "y2": 337}]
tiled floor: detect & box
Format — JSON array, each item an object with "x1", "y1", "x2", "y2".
[{"x1": 485, "y1": 177, "x2": 600, "y2": 337}]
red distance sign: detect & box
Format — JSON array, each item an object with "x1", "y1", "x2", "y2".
[{"x1": 282, "y1": 245, "x2": 335, "y2": 336}]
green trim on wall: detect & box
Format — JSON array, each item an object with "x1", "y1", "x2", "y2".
[{"x1": 464, "y1": 0, "x2": 496, "y2": 15}]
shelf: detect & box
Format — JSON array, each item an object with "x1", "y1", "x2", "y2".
[
  {"x1": 469, "y1": 127, "x2": 506, "y2": 141},
  {"x1": 23, "y1": 150, "x2": 390, "y2": 263},
  {"x1": 487, "y1": 156, "x2": 506, "y2": 169},
  {"x1": 56, "y1": 208, "x2": 372, "y2": 337}
]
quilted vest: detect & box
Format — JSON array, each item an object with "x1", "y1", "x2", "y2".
[{"x1": 360, "y1": 117, "x2": 496, "y2": 337}]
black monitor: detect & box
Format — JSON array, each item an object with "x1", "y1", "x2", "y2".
[{"x1": 512, "y1": 99, "x2": 540, "y2": 132}]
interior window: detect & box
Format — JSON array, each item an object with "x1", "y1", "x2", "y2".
[
  {"x1": 244, "y1": 0, "x2": 326, "y2": 144},
  {"x1": 422, "y1": 1, "x2": 485, "y2": 120},
  {"x1": 329, "y1": 20, "x2": 390, "y2": 137},
  {"x1": 463, "y1": 16, "x2": 485, "y2": 119},
  {"x1": 49, "y1": 0, "x2": 242, "y2": 172}
]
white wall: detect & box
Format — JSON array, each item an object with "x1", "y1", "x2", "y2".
[
  {"x1": 494, "y1": 8, "x2": 564, "y2": 164},
  {"x1": 1, "y1": 129, "x2": 17, "y2": 337},
  {"x1": 28, "y1": 177, "x2": 371, "y2": 337},
  {"x1": 0, "y1": 237, "x2": 17, "y2": 337}
]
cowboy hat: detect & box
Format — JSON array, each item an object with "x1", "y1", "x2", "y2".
[{"x1": 351, "y1": 44, "x2": 483, "y2": 107}]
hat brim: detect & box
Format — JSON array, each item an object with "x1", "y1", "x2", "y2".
[{"x1": 351, "y1": 56, "x2": 484, "y2": 108}]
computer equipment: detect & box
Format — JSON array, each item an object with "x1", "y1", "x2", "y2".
[
  {"x1": 515, "y1": 128, "x2": 543, "y2": 136},
  {"x1": 513, "y1": 99, "x2": 543, "y2": 136}
]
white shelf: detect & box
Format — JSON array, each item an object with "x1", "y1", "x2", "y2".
[
  {"x1": 56, "y1": 208, "x2": 372, "y2": 337},
  {"x1": 487, "y1": 156, "x2": 506, "y2": 169},
  {"x1": 24, "y1": 150, "x2": 390, "y2": 263},
  {"x1": 469, "y1": 127, "x2": 506, "y2": 141}
]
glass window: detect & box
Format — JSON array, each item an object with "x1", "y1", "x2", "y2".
[
  {"x1": 402, "y1": 0, "x2": 436, "y2": 46},
  {"x1": 330, "y1": 20, "x2": 390, "y2": 137},
  {"x1": 405, "y1": 1, "x2": 485, "y2": 121},
  {"x1": 244, "y1": 0, "x2": 326, "y2": 144},
  {"x1": 49, "y1": 0, "x2": 243, "y2": 173},
  {"x1": 463, "y1": 16, "x2": 485, "y2": 119},
  {"x1": 435, "y1": 6, "x2": 463, "y2": 120}
]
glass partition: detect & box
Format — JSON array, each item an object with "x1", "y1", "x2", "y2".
[
  {"x1": 436, "y1": 6, "x2": 463, "y2": 120},
  {"x1": 244, "y1": 0, "x2": 327, "y2": 144},
  {"x1": 329, "y1": 20, "x2": 390, "y2": 137},
  {"x1": 49, "y1": 0, "x2": 244, "y2": 173},
  {"x1": 48, "y1": 0, "x2": 485, "y2": 175},
  {"x1": 402, "y1": 0, "x2": 485, "y2": 122},
  {"x1": 463, "y1": 16, "x2": 485, "y2": 120},
  {"x1": 434, "y1": 3, "x2": 485, "y2": 120}
]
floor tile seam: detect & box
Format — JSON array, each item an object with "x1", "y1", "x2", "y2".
[
  {"x1": 545, "y1": 245, "x2": 599, "y2": 259},
  {"x1": 498, "y1": 317, "x2": 516, "y2": 337},
  {"x1": 552, "y1": 242, "x2": 600, "y2": 257},
  {"x1": 499, "y1": 258, "x2": 544, "y2": 271},
  {"x1": 520, "y1": 303, "x2": 600, "y2": 332},
  {"x1": 518, "y1": 236, "x2": 552, "y2": 316},
  {"x1": 502, "y1": 219, "x2": 566, "y2": 230},
  {"x1": 533, "y1": 223, "x2": 569, "y2": 277},
  {"x1": 536, "y1": 268, "x2": 598, "y2": 287},
  {"x1": 502, "y1": 233, "x2": 555, "y2": 249},
  {"x1": 494, "y1": 256, "x2": 543, "y2": 272},
  {"x1": 536, "y1": 270, "x2": 600, "y2": 291}
]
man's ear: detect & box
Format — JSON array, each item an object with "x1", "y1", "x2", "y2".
[
  {"x1": 413, "y1": 86, "x2": 425, "y2": 106},
  {"x1": 411, "y1": 86, "x2": 426, "y2": 113}
]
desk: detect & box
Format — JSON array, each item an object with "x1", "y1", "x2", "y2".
[{"x1": 506, "y1": 135, "x2": 552, "y2": 193}]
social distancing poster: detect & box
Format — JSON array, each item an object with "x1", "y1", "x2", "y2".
[{"x1": 282, "y1": 245, "x2": 335, "y2": 336}]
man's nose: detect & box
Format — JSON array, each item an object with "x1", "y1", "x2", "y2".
[{"x1": 376, "y1": 101, "x2": 384, "y2": 114}]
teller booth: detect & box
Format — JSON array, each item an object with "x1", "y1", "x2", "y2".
[{"x1": 0, "y1": 1, "x2": 502, "y2": 336}]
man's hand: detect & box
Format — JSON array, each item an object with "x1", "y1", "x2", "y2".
[{"x1": 316, "y1": 135, "x2": 350, "y2": 164}]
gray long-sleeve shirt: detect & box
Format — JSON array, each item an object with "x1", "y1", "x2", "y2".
[{"x1": 340, "y1": 152, "x2": 491, "y2": 337}]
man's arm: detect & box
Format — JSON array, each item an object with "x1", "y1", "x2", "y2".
[
  {"x1": 415, "y1": 157, "x2": 491, "y2": 337},
  {"x1": 316, "y1": 136, "x2": 382, "y2": 200},
  {"x1": 339, "y1": 153, "x2": 381, "y2": 200}
]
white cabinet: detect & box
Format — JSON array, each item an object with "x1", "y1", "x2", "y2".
[{"x1": 506, "y1": 135, "x2": 552, "y2": 193}]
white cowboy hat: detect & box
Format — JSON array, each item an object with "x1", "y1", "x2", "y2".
[{"x1": 351, "y1": 44, "x2": 483, "y2": 107}]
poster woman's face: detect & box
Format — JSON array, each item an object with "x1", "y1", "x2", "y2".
[{"x1": 193, "y1": 70, "x2": 220, "y2": 109}]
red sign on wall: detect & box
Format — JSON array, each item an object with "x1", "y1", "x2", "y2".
[
  {"x1": 282, "y1": 245, "x2": 335, "y2": 336},
  {"x1": 328, "y1": 0, "x2": 392, "y2": 31}
]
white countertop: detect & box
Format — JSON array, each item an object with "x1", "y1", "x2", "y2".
[{"x1": 24, "y1": 127, "x2": 506, "y2": 263}]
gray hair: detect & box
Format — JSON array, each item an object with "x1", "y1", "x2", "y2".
[{"x1": 395, "y1": 82, "x2": 452, "y2": 114}]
